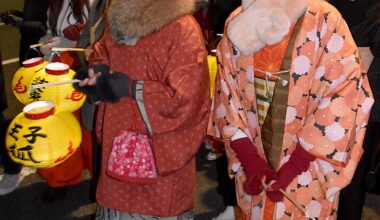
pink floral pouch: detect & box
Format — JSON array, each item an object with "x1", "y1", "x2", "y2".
[{"x1": 106, "y1": 129, "x2": 157, "y2": 184}]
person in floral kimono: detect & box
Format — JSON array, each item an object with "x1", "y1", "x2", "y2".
[
  {"x1": 208, "y1": 0, "x2": 374, "y2": 219},
  {"x1": 74, "y1": 0, "x2": 210, "y2": 219}
]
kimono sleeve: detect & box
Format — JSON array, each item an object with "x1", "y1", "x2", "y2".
[
  {"x1": 297, "y1": 15, "x2": 374, "y2": 170},
  {"x1": 134, "y1": 20, "x2": 210, "y2": 176},
  {"x1": 136, "y1": 41, "x2": 209, "y2": 134},
  {"x1": 208, "y1": 37, "x2": 252, "y2": 140}
]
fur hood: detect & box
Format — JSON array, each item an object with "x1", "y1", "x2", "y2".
[
  {"x1": 107, "y1": 0, "x2": 198, "y2": 40},
  {"x1": 227, "y1": 0, "x2": 308, "y2": 56}
]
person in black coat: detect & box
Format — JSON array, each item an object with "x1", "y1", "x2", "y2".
[
  {"x1": 0, "y1": 50, "x2": 22, "y2": 195},
  {"x1": 1, "y1": 0, "x2": 48, "y2": 64},
  {"x1": 329, "y1": 1, "x2": 380, "y2": 220}
]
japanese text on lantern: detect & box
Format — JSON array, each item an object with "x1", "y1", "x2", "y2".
[
  {"x1": 8, "y1": 124, "x2": 47, "y2": 163},
  {"x1": 29, "y1": 77, "x2": 48, "y2": 101}
]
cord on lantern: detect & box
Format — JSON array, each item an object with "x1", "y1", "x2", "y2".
[{"x1": 24, "y1": 46, "x2": 43, "y2": 61}]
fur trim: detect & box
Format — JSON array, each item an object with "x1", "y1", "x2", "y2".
[
  {"x1": 227, "y1": 0, "x2": 308, "y2": 56},
  {"x1": 107, "y1": 0, "x2": 198, "y2": 40}
]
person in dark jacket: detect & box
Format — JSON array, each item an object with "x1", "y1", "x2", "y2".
[
  {"x1": 0, "y1": 50, "x2": 22, "y2": 195},
  {"x1": 76, "y1": 0, "x2": 112, "y2": 202},
  {"x1": 330, "y1": 1, "x2": 380, "y2": 220},
  {"x1": 1, "y1": 0, "x2": 48, "y2": 64}
]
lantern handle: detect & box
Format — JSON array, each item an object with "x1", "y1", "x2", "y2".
[
  {"x1": 30, "y1": 79, "x2": 81, "y2": 90},
  {"x1": 29, "y1": 43, "x2": 50, "y2": 49},
  {"x1": 48, "y1": 50, "x2": 63, "y2": 63},
  {"x1": 52, "y1": 47, "x2": 93, "y2": 53},
  {"x1": 24, "y1": 47, "x2": 43, "y2": 61}
]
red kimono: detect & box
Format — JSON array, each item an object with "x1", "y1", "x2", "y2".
[{"x1": 90, "y1": 0, "x2": 210, "y2": 217}]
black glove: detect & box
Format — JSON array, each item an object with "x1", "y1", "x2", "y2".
[
  {"x1": 74, "y1": 64, "x2": 110, "y2": 100},
  {"x1": 19, "y1": 21, "x2": 47, "y2": 36},
  {"x1": 1, "y1": 10, "x2": 23, "y2": 27},
  {"x1": 96, "y1": 71, "x2": 135, "y2": 103},
  {"x1": 74, "y1": 64, "x2": 135, "y2": 103}
]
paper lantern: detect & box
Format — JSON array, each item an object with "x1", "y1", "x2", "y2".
[
  {"x1": 207, "y1": 55, "x2": 217, "y2": 98},
  {"x1": 5, "y1": 101, "x2": 82, "y2": 168},
  {"x1": 28, "y1": 62, "x2": 86, "y2": 112},
  {"x1": 12, "y1": 57, "x2": 48, "y2": 104}
]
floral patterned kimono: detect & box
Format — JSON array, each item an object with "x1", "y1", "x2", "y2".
[{"x1": 208, "y1": 0, "x2": 374, "y2": 219}]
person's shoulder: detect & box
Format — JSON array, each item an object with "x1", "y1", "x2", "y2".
[
  {"x1": 170, "y1": 15, "x2": 200, "y2": 31},
  {"x1": 164, "y1": 15, "x2": 204, "y2": 39},
  {"x1": 308, "y1": 0, "x2": 343, "y2": 21}
]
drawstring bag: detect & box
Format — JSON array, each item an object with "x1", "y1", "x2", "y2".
[{"x1": 106, "y1": 101, "x2": 157, "y2": 184}]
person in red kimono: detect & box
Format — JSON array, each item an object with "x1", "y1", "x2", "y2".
[{"x1": 74, "y1": 0, "x2": 210, "y2": 219}]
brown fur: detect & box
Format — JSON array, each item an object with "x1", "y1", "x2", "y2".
[{"x1": 107, "y1": 0, "x2": 197, "y2": 39}]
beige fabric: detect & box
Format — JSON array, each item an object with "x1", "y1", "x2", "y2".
[{"x1": 358, "y1": 47, "x2": 374, "y2": 73}]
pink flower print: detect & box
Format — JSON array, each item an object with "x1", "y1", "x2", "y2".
[
  {"x1": 285, "y1": 106, "x2": 297, "y2": 124},
  {"x1": 314, "y1": 66, "x2": 325, "y2": 80},
  {"x1": 298, "y1": 171, "x2": 312, "y2": 186},
  {"x1": 293, "y1": 55, "x2": 311, "y2": 75},
  {"x1": 247, "y1": 111, "x2": 259, "y2": 128},
  {"x1": 327, "y1": 33, "x2": 344, "y2": 53},
  {"x1": 362, "y1": 97, "x2": 374, "y2": 114},
  {"x1": 216, "y1": 104, "x2": 227, "y2": 118},
  {"x1": 306, "y1": 200, "x2": 322, "y2": 218},
  {"x1": 325, "y1": 122, "x2": 345, "y2": 141},
  {"x1": 276, "y1": 202, "x2": 286, "y2": 219}
]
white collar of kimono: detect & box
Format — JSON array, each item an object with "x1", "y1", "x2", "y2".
[{"x1": 227, "y1": 0, "x2": 308, "y2": 56}]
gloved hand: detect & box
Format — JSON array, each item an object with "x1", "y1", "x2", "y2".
[
  {"x1": 267, "y1": 143, "x2": 315, "y2": 202},
  {"x1": 74, "y1": 64, "x2": 135, "y2": 103},
  {"x1": 74, "y1": 64, "x2": 109, "y2": 99},
  {"x1": 39, "y1": 36, "x2": 61, "y2": 56},
  {"x1": 96, "y1": 71, "x2": 134, "y2": 102},
  {"x1": 63, "y1": 23, "x2": 85, "y2": 41},
  {"x1": 0, "y1": 10, "x2": 23, "y2": 26},
  {"x1": 230, "y1": 137, "x2": 276, "y2": 195}
]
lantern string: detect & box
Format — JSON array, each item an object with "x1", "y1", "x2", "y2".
[{"x1": 30, "y1": 79, "x2": 81, "y2": 90}]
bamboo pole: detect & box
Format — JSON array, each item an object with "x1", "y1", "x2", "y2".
[
  {"x1": 279, "y1": 189, "x2": 316, "y2": 219},
  {"x1": 30, "y1": 79, "x2": 81, "y2": 90},
  {"x1": 29, "y1": 43, "x2": 49, "y2": 48},
  {"x1": 52, "y1": 47, "x2": 93, "y2": 53}
]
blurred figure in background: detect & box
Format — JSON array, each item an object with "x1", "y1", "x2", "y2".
[
  {"x1": 37, "y1": 0, "x2": 92, "y2": 203},
  {"x1": 0, "y1": 0, "x2": 48, "y2": 64},
  {"x1": 193, "y1": 1, "x2": 241, "y2": 219},
  {"x1": 38, "y1": 0, "x2": 89, "y2": 70},
  {"x1": 0, "y1": 49, "x2": 22, "y2": 195},
  {"x1": 77, "y1": 0, "x2": 112, "y2": 201},
  {"x1": 0, "y1": 0, "x2": 48, "y2": 196}
]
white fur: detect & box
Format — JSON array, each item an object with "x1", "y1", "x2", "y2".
[{"x1": 227, "y1": 0, "x2": 308, "y2": 56}]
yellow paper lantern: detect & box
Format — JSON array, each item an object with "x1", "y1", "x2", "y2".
[
  {"x1": 28, "y1": 62, "x2": 86, "y2": 112},
  {"x1": 5, "y1": 101, "x2": 82, "y2": 168},
  {"x1": 12, "y1": 57, "x2": 48, "y2": 104},
  {"x1": 207, "y1": 55, "x2": 217, "y2": 98}
]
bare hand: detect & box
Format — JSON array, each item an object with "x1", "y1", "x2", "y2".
[{"x1": 79, "y1": 68, "x2": 102, "y2": 86}]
